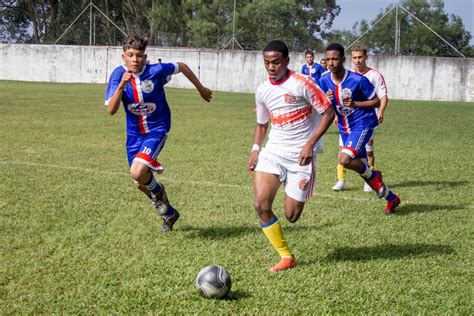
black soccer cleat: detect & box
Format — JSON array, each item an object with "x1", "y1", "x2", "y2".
[
  {"x1": 160, "y1": 209, "x2": 180, "y2": 233},
  {"x1": 151, "y1": 184, "x2": 169, "y2": 216}
]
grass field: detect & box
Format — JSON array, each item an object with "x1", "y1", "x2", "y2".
[{"x1": 0, "y1": 80, "x2": 472, "y2": 314}]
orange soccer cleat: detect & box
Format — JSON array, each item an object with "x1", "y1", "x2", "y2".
[{"x1": 269, "y1": 257, "x2": 296, "y2": 272}]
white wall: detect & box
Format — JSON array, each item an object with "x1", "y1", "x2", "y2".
[{"x1": 1, "y1": 44, "x2": 473, "y2": 102}]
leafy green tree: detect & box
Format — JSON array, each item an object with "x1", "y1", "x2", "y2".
[{"x1": 337, "y1": 0, "x2": 472, "y2": 57}]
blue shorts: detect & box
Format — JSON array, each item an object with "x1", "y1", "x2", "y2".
[
  {"x1": 126, "y1": 132, "x2": 167, "y2": 172},
  {"x1": 340, "y1": 128, "x2": 374, "y2": 159}
]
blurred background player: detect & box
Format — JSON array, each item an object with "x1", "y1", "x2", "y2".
[
  {"x1": 301, "y1": 50, "x2": 325, "y2": 83},
  {"x1": 319, "y1": 43, "x2": 400, "y2": 215},
  {"x1": 247, "y1": 40, "x2": 334, "y2": 272},
  {"x1": 332, "y1": 45, "x2": 389, "y2": 192},
  {"x1": 320, "y1": 58, "x2": 328, "y2": 71},
  {"x1": 105, "y1": 34, "x2": 212, "y2": 232}
]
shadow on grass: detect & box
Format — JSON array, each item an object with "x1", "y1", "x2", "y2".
[
  {"x1": 326, "y1": 243, "x2": 455, "y2": 262},
  {"x1": 389, "y1": 180, "x2": 468, "y2": 189},
  {"x1": 180, "y1": 223, "x2": 331, "y2": 239},
  {"x1": 180, "y1": 225, "x2": 255, "y2": 239},
  {"x1": 223, "y1": 289, "x2": 252, "y2": 301},
  {"x1": 395, "y1": 203, "x2": 470, "y2": 215}
]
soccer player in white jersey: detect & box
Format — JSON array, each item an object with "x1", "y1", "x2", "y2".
[
  {"x1": 332, "y1": 45, "x2": 389, "y2": 192},
  {"x1": 105, "y1": 34, "x2": 212, "y2": 233},
  {"x1": 247, "y1": 40, "x2": 335, "y2": 272}
]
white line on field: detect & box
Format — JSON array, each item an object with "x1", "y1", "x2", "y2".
[{"x1": 1, "y1": 160, "x2": 471, "y2": 207}]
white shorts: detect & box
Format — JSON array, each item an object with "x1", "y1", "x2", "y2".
[
  {"x1": 254, "y1": 148, "x2": 317, "y2": 202},
  {"x1": 339, "y1": 133, "x2": 374, "y2": 152}
]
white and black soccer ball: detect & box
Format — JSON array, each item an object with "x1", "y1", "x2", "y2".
[{"x1": 195, "y1": 265, "x2": 232, "y2": 299}]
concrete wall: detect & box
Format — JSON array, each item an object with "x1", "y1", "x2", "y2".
[{"x1": 1, "y1": 44, "x2": 473, "y2": 102}]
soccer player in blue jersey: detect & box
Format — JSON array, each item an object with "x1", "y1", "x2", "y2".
[
  {"x1": 318, "y1": 43, "x2": 400, "y2": 215},
  {"x1": 301, "y1": 50, "x2": 325, "y2": 83},
  {"x1": 105, "y1": 34, "x2": 212, "y2": 232}
]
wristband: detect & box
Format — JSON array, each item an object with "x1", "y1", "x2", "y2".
[{"x1": 251, "y1": 144, "x2": 260, "y2": 152}]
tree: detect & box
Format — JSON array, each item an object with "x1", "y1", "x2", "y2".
[
  {"x1": 332, "y1": 0, "x2": 473, "y2": 57},
  {"x1": 0, "y1": 0, "x2": 340, "y2": 50},
  {"x1": 150, "y1": 0, "x2": 340, "y2": 50}
]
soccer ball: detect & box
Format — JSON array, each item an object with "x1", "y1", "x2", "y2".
[{"x1": 195, "y1": 265, "x2": 232, "y2": 299}]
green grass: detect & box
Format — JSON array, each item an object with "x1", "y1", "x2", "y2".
[{"x1": 0, "y1": 80, "x2": 472, "y2": 314}]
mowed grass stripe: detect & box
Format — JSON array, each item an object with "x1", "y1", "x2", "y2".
[{"x1": 0, "y1": 81, "x2": 472, "y2": 314}]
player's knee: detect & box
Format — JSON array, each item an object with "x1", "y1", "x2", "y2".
[
  {"x1": 254, "y1": 200, "x2": 271, "y2": 217},
  {"x1": 339, "y1": 155, "x2": 352, "y2": 168},
  {"x1": 285, "y1": 212, "x2": 300, "y2": 223}
]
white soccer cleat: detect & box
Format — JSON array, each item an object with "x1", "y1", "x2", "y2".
[
  {"x1": 363, "y1": 182, "x2": 373, "y2": 192},
  {"x1": 332, "y1": 180, "x2": 346, "y2": 191}
]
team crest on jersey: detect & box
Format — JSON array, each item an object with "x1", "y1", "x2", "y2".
[
  {"x1": 128, "y1": 102, "x2": 157, "y2": 115},
  {"x1": 284, "y1": 94, "x2": 297, "y2": 104},
  {"x1": 299, "y1": 178, "x2": 309, "y2": 191},
  {"x1": 141, "y1": 80, "x2": 154, "y2": 93},
  {"x1": 338, "y1": 88, "x2": 355, "y2": 116},
  {"x1": 341, "y1": 88, "x2": 352, "y2": 100},
  {"x1": 311, "y1": 68, "x2": 316, "y2": 74}
]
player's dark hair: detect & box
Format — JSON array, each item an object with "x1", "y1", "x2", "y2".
[
  {"x1": 263, "y1": 40, "x2": 289, "y2": 58},
  {"x1": 325, "y1": 43, "x2": 345, "y2": 57},
  {"x1": 123, "y1": 34, "x2": 149, "y2": 52},
  {"x1": 304, "y1": 49, "x2": 314, "y2": 57}
]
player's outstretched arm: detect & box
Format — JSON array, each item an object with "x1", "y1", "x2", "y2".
[
  {"x1": 177, "y1": 62, "x2": 212, "y2": 102},
  {"x1": 107, "y1": 71, "x2": 133, "y2": 115}
]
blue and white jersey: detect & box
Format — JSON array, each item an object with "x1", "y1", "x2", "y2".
[
  {"x1": 319, "y1": 69, "x2": 378, "y2": 135},
  {"x1": 301, "y1": 63, "x2": 325, "y2": 83},
  {"x1": 105, "y1": 62, "x2": 179, "y2": 136}
]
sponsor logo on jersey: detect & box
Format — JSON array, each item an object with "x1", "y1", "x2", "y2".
[
  {"x1": 141, "y1": 80, "x2": 154, "y2": 93},
  {"x1": 128, "y1": 102, "x2": 157, "y2": 115},
  {"x1": 284, "y1": 94, "x2": 297, "y2": 104}
]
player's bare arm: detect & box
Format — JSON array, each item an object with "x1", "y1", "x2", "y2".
[
  {"x1": 107, "y1": 71, "x2": 133, "y2": 115},
  {"x1": 177, "y1": 62, "x2": 212, "y2": 102},
  {"x1": 299, "y1": 107, "x2": 335, "y2": 166},
  {"x1": 377, "y1": 95, "x2": 388, "y2": 123},
  {"x1": 350, "y1": 95, "x2": 380, "y2": 108},
  {"x1": 247, "y1": 123, "x2": 268, "y2": 173}
]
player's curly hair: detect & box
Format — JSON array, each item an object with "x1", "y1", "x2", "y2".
[
  {"x1": 304, "y1": 49, "x2": 314, "y2": 56},
  {"x1": 123, "y1": 34, "x2": 149, "y2": 52},
  {"x1": 263, "y1": 40, "x2": 289, "y2": 58},
  {"x1": 325, "y1": 43, "x2": 345, "y2": 57}
]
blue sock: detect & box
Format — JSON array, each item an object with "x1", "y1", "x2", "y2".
[
  {"x1": 162, "y1": 205, "x2": 175, "y2": 218},
  {"x1": 359, "y1": 163, "x2": 374, "y2": 179},
  {"x1": 386, "y1": 191, "x2": 396, "y2": 201},
  {"x1": 144, "y1": 173, "x2": 162, "y2": 196}
]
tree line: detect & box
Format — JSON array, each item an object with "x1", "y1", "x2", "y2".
[{"x1": 0, "y1": 0, "x2": 472, "y2": 57}]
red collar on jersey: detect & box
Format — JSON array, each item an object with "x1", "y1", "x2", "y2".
[{"x1": 269, "y1": 70, "x2": 291, "y2": 85}]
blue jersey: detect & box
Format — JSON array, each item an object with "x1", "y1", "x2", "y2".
[
  {"x1": 319, "y1": 69, "x2": 378, "y2": 135},
  {"x1": 105, "y1": 62, "x2": 179, "y2": 136},
  {"x1": 301, "y1": 63, "x2": 325, "y2": 83}
]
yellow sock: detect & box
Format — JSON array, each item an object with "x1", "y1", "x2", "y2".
[
  {"x1": 261, "y1": 217, "x2": 293, "y2": 258},
  {"x1": 337, "y1": 164, "x2": 346, "y2": 181}
]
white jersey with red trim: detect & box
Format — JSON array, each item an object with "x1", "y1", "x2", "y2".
[
  {"x1": 105, "y1": 62, "x2": 179, "y2": 136},
  {"x1": 255, "y1": 70, "x2": 331, "y2": 153},
  {"x1": 356, "y1": 67, "x2": 387, "y2": 113}
]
